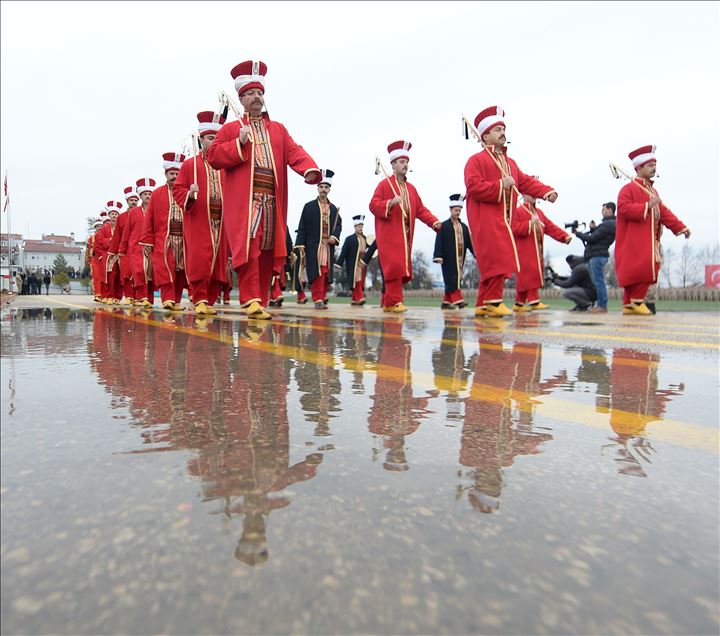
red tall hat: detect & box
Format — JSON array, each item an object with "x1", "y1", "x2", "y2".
[
  {"x1": 231, "y1": 60, "x2": 267, "y2": 95},
  {"x1": 136, "y1": 177, "x2": 156, "y2": 195},
  {"x1": 105, "y1": 200, "x2": 123, "y2": 213},
  {"x1": 123, "y1": 186, "x2": 138, "y2": 201},
  {"x1": 197, "y1": 111, "x2": 227, "y2": 136},
  {"x1": 387, "y1": 140, "x2": 412, "y2": 163},
  {"x1": 474, "y1": 106, "x2": 505, "y2": 136},
  {"x1": 162, "y1": 152, "x2": 186, "y2": 171},
  {"x1": 628, "y1": 145, "x2": 657, "y2": 169}
]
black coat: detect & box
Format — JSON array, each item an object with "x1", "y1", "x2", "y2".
[
  {"x1": 554, "y1": 256, "x2": 597, "y2": 302},
  {"x1": 295, "y1": 199, "x2": 342, "y2": 284},
  {"x1": 576, "y1": 216, "x2": 616, "y2": 259},
  {"x1": 336, "y1": 233, "x2": 368, "y2": 290},
  {"x1": 433, "y1": 218, "x2": 474, "y2": 294},
  {"x1": 362, "y1": 240, "x2": 385, "y2": 292}
]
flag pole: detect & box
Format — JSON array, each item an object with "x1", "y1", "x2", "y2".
[{"x1": 4, "y1": 170, "x2": 14, "y2": 294}]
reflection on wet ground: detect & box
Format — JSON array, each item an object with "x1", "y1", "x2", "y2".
[{"x1": 2, "y1": 301, "x2": 719, "y2": 635}]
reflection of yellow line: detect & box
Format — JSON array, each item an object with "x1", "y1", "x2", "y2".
[{"x1": 46, "y1": 299, "x2": 717, "y2": 456}]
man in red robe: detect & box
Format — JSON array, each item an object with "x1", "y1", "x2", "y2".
[
  {"x1": 103, "y1": 200, "x2": 124, "y2": 305},
  {"x1": 207, "y1": 60, "x2": 321, "y2": 320},
  {"x1": 94, "y1": 211, "x2": 112, "y2": 303},
  {"x1": 109, "y1": 187, "x2": 140, "y2": 305},
  {"x1": 369, "y1": 140, "x2": 441, "y2": 312},
  {"x1": 616, "y1": 145, "x2": 690, "y2": 315},
  {"x1": 464, "y1": 106, "x2": 558, "y2": 317},
  {"x1": 511, "y1": 194, "x2": 571, "y2": 311},
  {"x1": 88, "y1": 219, "x2": 103, "y2": 302},
  {"x1": 140, "y1": 153, "x2": 189, "y2": 312},
  {"x1": 119, "y1": 178, "x2": 156, "y2": 307},
  {"x1": 173, "y1": 111, "x2": 230, "y2": 316}
]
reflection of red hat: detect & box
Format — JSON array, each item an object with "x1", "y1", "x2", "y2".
[
  {"x1": 197, "y1": 111, "x2": 227, "y2": 136},
  {"x1": 162, "y1": 152, "x2": 185, "y2": 171},
  {"x1": 136, "y1": 178, "x2": 156, "y2": 195},
  {"x1": 123, "y1": 186, "x2": 138, "y2": 201},
  {"x1": 387, "y1": 140, "x2": 412, "y2": 163},
  {"x1": 628, "y1": 145, "x2": 656, "y2": 168},
  {"x1": 474, "y1": 105, "x2": 505, "y2": 136},
  {"x1": 231, "y1": 60, "x2": 267, "y2": 95}
]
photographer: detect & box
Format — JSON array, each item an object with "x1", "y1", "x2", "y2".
[
  {"x1": 572, "y1": 203, "x2": 616, "y2": 313},
  {"x1": 552, "y1": 255, "x2": 597, "y2": 311}
]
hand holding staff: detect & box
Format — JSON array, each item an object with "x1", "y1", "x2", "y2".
[{"x1": 375, "y1": 156, "x2": 407, "y2": 220}]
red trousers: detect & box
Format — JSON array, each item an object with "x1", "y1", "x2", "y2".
[
  {"x1": 383, "y1": 278, "x2": 404, "y2": 306},
  {"x1": 476, "y1": 274, "x2": 505, "y2": 307},
  {"x1": 352, "y1": 280, "x2": 365, "y2": 303},
  {"x1": 515, "y1": 288, "x2": 539, "y2": 304},
  {"x1": 159, "y1": 270, "x2": 188, "y2": 304},
  {"x1": 623, "y1": 283, "x2": 650, "y2": 305},
  {"x1": 123, "y1": 278, "x2": 135, "y2": 300},
  {"x1": 189, "y1": 277, "x2": 220, "y2": 306},
  {"x1": 270, "y1": 276, "x2": 283, "y2": 301},
  {"x1": 310, "y1": 267, "x2": 329, "y2": 302},
  {"x1": 134, "y1": 281, "x2": 154, "y2": 302},
  {"x1": 443, "y1": 289, "x2": 464, "y2": 304},
  {"x1": 236, "y1": 225, "x2": 274, "y2": 307},
  {"x1": 105, "y1": 265, "x2": 121, "y2": 300}
]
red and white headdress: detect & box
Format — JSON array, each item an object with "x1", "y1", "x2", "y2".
[
  {"x1": 474, "y1": 106, "x2": 505, "y2": 136},
  {"x1": 123, "y1": 186, "x2": 138, "y2": 202},
  {"x1": 231, "y1": 60, "x2": 267, "y2": 95},
  {"x1": 136, "y1": 178, "x2": 156, "y2": 195},
  {"x1": 93, "y1": 219, "x2": 103, "y2": 229},
  {"x1": 628, "y1": 145, "x2": 657, "y2": 169},
  {"x1": 105, "y1": 200, "x2": 123, "y2": 213},
  {"x1": 387, "y1": 140, "x2": 412, "y2": 163},
  {"x1": 162, "y1": 152, "x2": 185, "y2": 171},
  {"x1": 197, "y1": 111, "x2": 226, "y2": 136},
  {"x1": 99, "y1": 211, "x2": 109, "y2": 220}
]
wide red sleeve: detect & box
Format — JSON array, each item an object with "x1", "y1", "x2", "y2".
[
  {"x1": 281, "y1": 124, "x2": 321, "y2": 184},
  {"x1": 206, "y1": 121, "x2": 247, "y2": 169},
  {"x1": 413, "y1": 188, "x2": 439, "y2": 229},
  {"x1": 511, "y1": 206, "x2": 531, "y2": 237},
  {"x1": 96, "y1": 225, "x2": 111, "y2": 251},
  {"x1": 108, "y1": 215, "x2": 124, "y2": 255},
  {"x1": 139, "y1": 195, "x2": 156, "y2": 246},
  {"x1": 173, "y1": 159, "x2": 195, "y2": 211},
  {"x1": 118, "y1": 212, "x2": 131, "y2": 255},
  {"x1": 465, "y1": 154, "x2": 503, "y2": 203},
  {"x1": 617, "y1": 183, "x2": 648, "y2": 222},
  {"x1": 659, "y1": 203, "x2": 688, "y2": 235},
  {"x1": 369, "y1": 180, "x2": 394, "y2": 219},
  {"x1": 516, "y1": 169, "x2": 556, "y2": 200},
  {"x1": 538, "y1": 208, "x2": 571, "y2": 243}
]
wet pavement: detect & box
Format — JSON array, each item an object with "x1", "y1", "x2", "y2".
[{"x1": 2, "y1": 296, "x2": 719, "y2": 635}]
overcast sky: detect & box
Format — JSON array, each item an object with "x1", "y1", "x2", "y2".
[{"x1": 1, "y1": 1, "x2": 718, "y2": 273}]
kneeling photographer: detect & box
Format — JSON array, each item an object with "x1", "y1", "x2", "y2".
[
  {"x1": 550, "y1": 255, "x2": 597, "y2": 311},
  {"x1": 570, "y1": 203, "x2": 616, "y2": 313}
]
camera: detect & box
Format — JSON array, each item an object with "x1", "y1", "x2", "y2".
[
  {"x1": 564, "y1": 220, "x2": 587, "y2": 231},
  {"x1": 543, "y1": 264, "x2": 558, "y2": 286}
]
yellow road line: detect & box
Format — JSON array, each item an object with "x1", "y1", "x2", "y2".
[{"x1": 45, "y1": 299, "x2": 718, "y2": 456}]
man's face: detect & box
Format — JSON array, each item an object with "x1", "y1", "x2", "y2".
[
  {"x1": 602, "y1": 206, "x2": 613, "y2": 217},
  {"x1": 239, "y1": 88, "x2": 264, "y2": 114},
  {"x1": 355, "y1": 223, "x2": 364, "y2": 235},
  {"x1": 200, "y1": 133, "x2": 216, "y2": 153},
  {"x1": 109, "y1": 211, "x2": 119, "y2": 222},
  {"x1": 482, "y1": 125, "x2": 506, "y2": 147},
  {"x1": 450, "y1": 206, "x2": 462, "y2": 219},
  {"x1": 391, "y1": 158, "x2": 409, "y2": 177},
  {"x1": 166, "y1": 169, "x2": 179, "y2": 184},
  {"x1": 317, "y1": 183, "x2": 331, "y2": 198},
  {"x1": 140, "y1": 191, "x2": 152, "y2": 204},
  {"x1": 127, "y1": 197, "x2": 139, "y2": 208},
  {"x1": 636, "y1": 161, "x2": 657, "y2": 179}
]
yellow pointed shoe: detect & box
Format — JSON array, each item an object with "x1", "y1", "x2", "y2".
[
  {"x1": 485, "y1": 302, "x2": 512, "y2": 317},
  {"x1": 474, "y1": 306, "x2": 489, "y2": 318},
  {"x1": 529, "y1": 302, "x2": 549, "y2": 311},
  {"x1": 630, "y1": 301, "x2": 652, "y2": 316},
  {"x1": 141, "y1": 299, "x2": 153, "y2": 309},
  {"x1": 246, "y1": 301, "x2": 272, "y2": 320},
  {"x1": 513, "y1": 303, "x2": 531, "y2": 313},
  {"x1": 622, "y1": 305, "x2": 634, "y2": 315},
  {"x1": 195, "y1": 301, "x2": 210, "y2": 315},
  {"x1": 205, "y1": 304, "x2": 218, "y2": 315},
  {"x1": 383, "y1": 302, "x2": 407, "y2": 313},
  {"x1": 162, "y1": 301, "x2": 176, "y2": 312}
]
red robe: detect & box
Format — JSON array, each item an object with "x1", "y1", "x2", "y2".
[
  {"x1": 139, "y1": 185, "x2": 183, "y2": 287},
  {"x1": 206, "y1": 115, "x2": 320, "y2": 274},
  {"x1": 511, "y1": 204, "x2": 570, "y2": 293},
  {"x1": 108, "y1": 211, "x2": 131, "y2": 282},
  {"x1": 88, "y1": 235, "x2": 101, "y2": 293},
  {"x1": 94, "y1": 222, "x2": 112, "y2": 283},
  {"x1": 616, "y1": 178, "x2": 687, "y2": 287},
  {"x1": 464, "y1": 146, "x2": 556, "y2": 280},
  {"x1": 118, "y1": 206, "x2": 150, "y2": 286},
  {"x1": 172, "y1": 155, "x2": 229, "y2": 285},
  {"x1": 368, "y1": 175, "x2": 439, "y2": 282}
]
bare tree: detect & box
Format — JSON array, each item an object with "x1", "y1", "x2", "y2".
[
  {"x1": 411, "y1": 250, "x2": 433, "y2": 289},
  {"x1": 675, "y1": 243, "x2": 702, "y2": 287},
  {"x1": 462, "y1": 252, "x2": 480, "y2": 289},
  {"x1": 660, "y1": 245, "x2": 675, "y2": 288},
  {"x1": 606, "y1": 250, "x2": 618, "y2": 288}
]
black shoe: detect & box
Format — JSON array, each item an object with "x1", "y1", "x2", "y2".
[
  {"x1": 268, "y1": 299, "x2": 278, "y2": 308},
  {"x1": 441, "y1": 301, "x2": 453, "y2": 309},
  {"x1": 323, "y1": 299, "x2": 329, "y2": 306},
  {"x1": 314, "y1": 301, "x2": 324, "y2": 309},
  {"x1": 646, "y1": 302, "x2": 656, "y2": 315}
]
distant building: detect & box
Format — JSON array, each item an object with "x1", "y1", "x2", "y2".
[{"x1": 22, "y1": 233, "x2": 84, "y2": 272}]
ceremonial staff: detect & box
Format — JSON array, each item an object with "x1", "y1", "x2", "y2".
[
  {"x1": 219, "y1": 91, "x2": 255, "y2": 144},
  {"x1": 374, "y1": 156, "x2": 407, "y2": 221}
]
